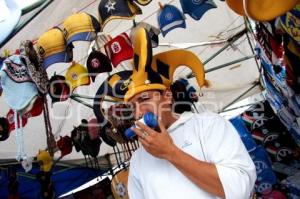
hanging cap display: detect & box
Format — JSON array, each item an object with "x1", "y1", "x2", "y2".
[
  {"x1": 37, "y1": 28, "x2": 72, "y2": 69},
  {"x1": 0, "y1": 117, "x2": 9, "y2": 141},
  {"x1": 130, "y1": 22, "x2": 160, "y2": 47},
  {"x1": 180, "y1": 0, "x2": 217, "y2": 21},
  {"x1": 158, "y1": 3, "x2": 186, "y2": 37},
  {"x1": 93, "y1": 70, "x2": 132, "y2": 126},
  {"x1": 37, "y1": 150, "x2": 53, "y2": 172},
  {"x1": 225, "y1": 0, "x2": 245, "y2": 16},
  {"x1": 244, "y1": 0, "x2": 299, "y2": 22},
  {"x1": 49, "y1": 75, "x2": 71, "y2": 104},
  {"x1": 280, "y1": 4, "x2": 300, "y2": 48},
  {"x1": 65, "y1": 62, "x2": 90, "y2": 92},
  {"x1": 124, "y1": 27, "x2": 207, "y2": 102},
  {"x1": 86, "y1": 50, "x2": 112, "y2": 82},
  {"x1": 62, "y1": 13, "x2": 101, "y2": 45},
  {"x1": 134, "y1": 0, "x2": 152, "y2": 6}
]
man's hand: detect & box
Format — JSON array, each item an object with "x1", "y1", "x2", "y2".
[{"x1": 132, "y1": 119, "x2": 176, "y2": 160}]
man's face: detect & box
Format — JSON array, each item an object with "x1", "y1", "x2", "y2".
[{"x1": 129, "y1": 90, "x2": 172, "y2": 120}]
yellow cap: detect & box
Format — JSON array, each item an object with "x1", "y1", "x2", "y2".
[
  {"x1": 62, "y1": 13, "x2": 100, "y2": 45},
  {"x1": 65, "y1": 62, "x2": 90, "y2": 92},
  {"x1": 37, "y1": 28, "x2": 70, "y2": 69},
  {"x1": 37, "y1": 150, "x2": 53, "y2": 172},
  {"x1": 244, "y1": 0, "x2": 299, "y2": 21}
]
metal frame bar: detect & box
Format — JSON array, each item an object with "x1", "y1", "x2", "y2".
[
  {"x1": 220, "y1": 82, "x2": 260, "y2": 112},
  {"x1": 0, "y1": 0, "x2": 54, "y2": 48},
  {"x1": 205, "y1": 55, "x2": 255, "y2": 73},
  {"x1": 187, "y1": 28, "x2": 248, "y2": 78}
]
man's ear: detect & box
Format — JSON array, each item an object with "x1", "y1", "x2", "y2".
[{"x1": 163, "y1": 88, "x2": 173, "y2": 104}]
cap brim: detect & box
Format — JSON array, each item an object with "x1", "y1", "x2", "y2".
[
  {"x1": 161, "y1": 20, "x2": 186, "y2": 37},
  {"x1": 124, "y1": 84, "x2": 166, "y2": 102},
  {"x1": 44, "y1": 51, "x2": 70, "y2": 69},
  {"x1": 67, "y1": 32, "x2": 95, "y2": 45},
  {"x1": 135, "y1": 0, "x2": 152, "y2": 6}
]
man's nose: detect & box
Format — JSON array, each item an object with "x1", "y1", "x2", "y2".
[{"x1": 134, "y1": 104, "x2": 146, "y2": 120}]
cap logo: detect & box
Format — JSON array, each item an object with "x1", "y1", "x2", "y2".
[
  {"x1": 91, "y1": 58, "x2": 101, "y2": 68},
  {"x1": 192, "y1": 0, "x2": 203, "y2": 5},
  {"x1": 120, "y1": 79, "x2": 132, "y2": 90},
  {"x1": 111, "y1": 42, "x2": 121, "y2": 54},
  {"x1": 165, "y1": 12, "x2": 173, "y2": 21},
  {"x1": 71, "y1": 72, "x2": 78, "y2": 80}
]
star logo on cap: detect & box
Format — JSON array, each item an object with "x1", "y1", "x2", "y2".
[{"x1": 105, "y1": 0, "x2": 116, "y2": 13}]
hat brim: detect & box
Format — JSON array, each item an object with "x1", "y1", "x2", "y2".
[
  {"x1": 161, "y1": 20, "x2": 186, "y2": 37},
  {"x1": 225, "y1": 0, "x2": 245, "y2": 16},
  {"x1": 67, "y1": 32, "x2": 95, "y2": 45},
  {"x1": 134, "y1": 0, "x2": 152, "y2": 6},
  {"x1": 244, "y1": 0, "x2": 299, "y2": 21},
  {"x1": 43, "y1": 51, "x2": 70, "y2": 69},
  {"x1": 124, "y1": 84, "x2": 166, "y2": 102}
]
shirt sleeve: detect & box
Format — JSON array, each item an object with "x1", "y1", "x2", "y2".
[
  {"x1": 128, "y1": 154, "x2": 144, "y2": 199},
  {"x1": 200, "y1": 114, "x2": 257, "y2": 199}
]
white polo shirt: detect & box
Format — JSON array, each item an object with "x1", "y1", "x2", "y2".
[{"x1": 128, "y1": 112, "x2": 256, "y2": 199}]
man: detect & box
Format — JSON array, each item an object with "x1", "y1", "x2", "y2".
[{"x1": 123, "y1": 27, "x2": 256, "y2": 199}]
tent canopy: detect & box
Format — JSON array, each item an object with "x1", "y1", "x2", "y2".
[{"x1": 0, "y1": 0, "x2": 260, "y2": 161}]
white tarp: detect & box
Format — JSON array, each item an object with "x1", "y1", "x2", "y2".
[{"x1": 0, "y1": 0, "x2": 260, "y2": 161}]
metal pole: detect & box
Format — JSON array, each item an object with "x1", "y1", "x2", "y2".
[
  {"x1": 244, "y1": 17, "x2": 260, "y2": 72},
  {"x1": 0, "y1": 0, "x2": 54, "y2": 48},
  {"x1": 218, "y1": 103, "x2": 259, "y2": 113},
  {"x1": 220, "y1": 82, "x2": 260, "y2": 112},
  {"x1": 187, "y1": 28, "x2": 248, "y2": 78},
  {"x1": 205, "y1": 55, "x2": 255, "y2": 73},
  {"x1": 70, "y1": 96, "x2": 93, "y2": 109},
  {"x1": 71, "y1": 93, "x2": 118, "y2": 103}
]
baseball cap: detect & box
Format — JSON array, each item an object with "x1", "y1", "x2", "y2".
[
  {"x1": 62, "y1": 13, "x2": 101, "y2": 46},
  {"x1": 57, "y1": 136, "x2": 73, "y2": 157},
  {"x1": 158, "y1": 4, "x2": 186, "y2": 37},
  {"x1": 37, "y1": 28, "x2": 72, "y2": 69},
  {"x1": 49, "y1": 75, "x2": 71, "y2": 104},
  {"x1": 37, "y1": 150, "x2": 53, "y2": 172},
  {"x1": 86, "y1": 50, "x2": 112, "y2": 82},
  {"x1": 65, "y1": 62, "x2": 90, "y2": 92},
  {"x1": 180, "y1": 0, "x2": 217, "y2": 21},
  {"x1": 0, "y1": 117, "x2": 9, "y2": 141},
  {"x1": 88, "y1": 118, "x2": 100, "y2": 140},
  {"x1": 244, "y1": 0, "x2": 299, "y2": 22}
]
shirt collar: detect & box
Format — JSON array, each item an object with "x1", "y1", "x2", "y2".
[{"x1": 167, "y1": 112, "x2": 194, "y2": 133}]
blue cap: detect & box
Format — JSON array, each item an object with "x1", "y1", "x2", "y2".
[
  {"x1": 158, "y1": 4, "x2": 186, "y2": 37},
  {"x1": 180, "y1": 0, "x2": 217, "y2": 21}
]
